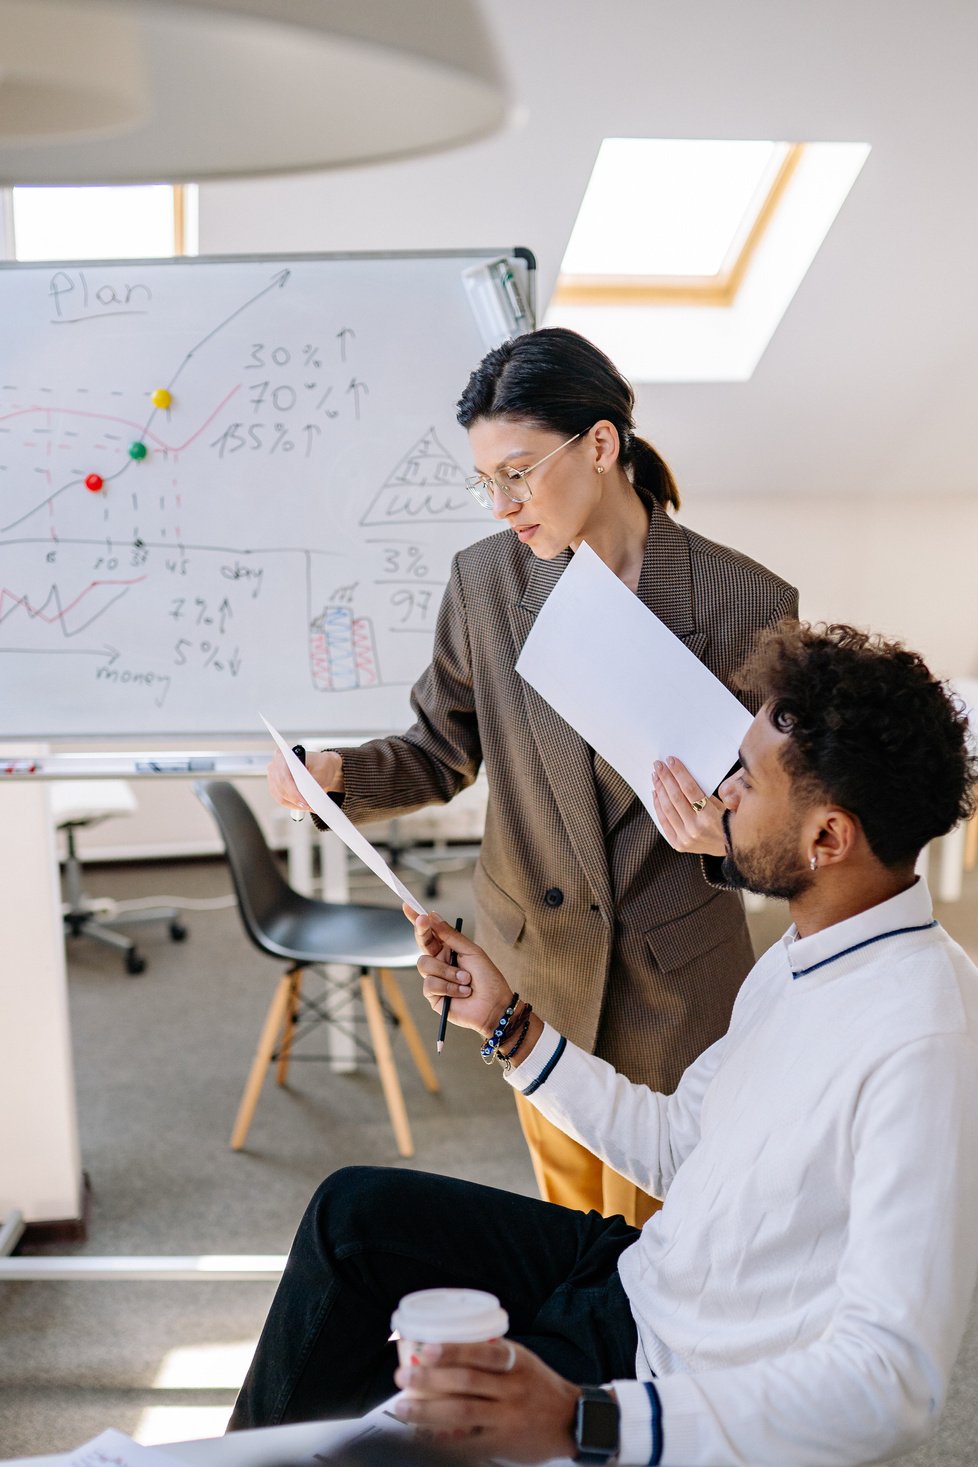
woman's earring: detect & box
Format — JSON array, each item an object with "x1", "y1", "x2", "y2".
[
  {"x1": 809, "y1": 856, "x2": 817, "y2": 871},
  {"x1": 596, "y1": 465, "x2": 605, "y2": 475}
]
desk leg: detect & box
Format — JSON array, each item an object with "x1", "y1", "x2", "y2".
[
  {"x1": 319, "y1": 829, "x2": 358, "y2": 1075},
  {"x1": 0, "y1": 748, "x2": 83, "y2": 1226}
]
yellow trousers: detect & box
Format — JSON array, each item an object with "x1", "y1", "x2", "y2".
[{"x1": 514, "y1": 1091, "x2": 662, "y2": 1228}]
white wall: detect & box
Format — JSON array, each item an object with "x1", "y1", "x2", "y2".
[{"x1": 683, "y1": 492, "x2": 978, "y2": 681}]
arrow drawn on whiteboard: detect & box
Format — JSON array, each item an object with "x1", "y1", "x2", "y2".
[
  {"x1": 2, "y1": 266, "x2": 290, "y2": 533},
  {"x1": 336, "y1": 327, "x2": 355, "y2": 363},
  {"x1": 346, "y1": 377, "x2": 368, "y2": 420},
  {"x1": 168, "y1": 268, "x2": 292, "y2": 391}
]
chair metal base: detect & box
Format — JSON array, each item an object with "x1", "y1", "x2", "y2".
[{"x1": 61, "y1": 825, "x2": 187, "y2": 974}]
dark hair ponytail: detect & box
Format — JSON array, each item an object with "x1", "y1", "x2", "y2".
[
  {"x1": 456, "y1": 327, "x2": 681, "y2": 511},
  {"x1": 628, "y1": 434, "x2": 681, "y2": 513}
]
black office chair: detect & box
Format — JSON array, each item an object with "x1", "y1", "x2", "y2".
[
  {"x1": 194, "y1": 780, "x2": 438, "y2": 1156},
  {"x1": 53, "y1": 780, "x2": 188, "y2": 975}
]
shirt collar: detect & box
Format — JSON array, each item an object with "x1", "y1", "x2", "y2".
[{"x1": 782, "y1": 877, "x2": 935, "y2": 981}]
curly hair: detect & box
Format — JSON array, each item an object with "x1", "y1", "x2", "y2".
[{"x1": 738, "y1": 622, "x2": 978, "y2": 869}]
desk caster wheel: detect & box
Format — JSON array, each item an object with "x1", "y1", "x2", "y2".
[
  {"x1": 125, "y1": 948, "x2": 147, "y2": 976},
  {"x1": 169, "y1": 921, "x2": 188, "y2": 942}
]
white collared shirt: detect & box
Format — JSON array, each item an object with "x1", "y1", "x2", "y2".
[{"x1": 510, "y1": 881, "x2": 978, "y2": 1465}]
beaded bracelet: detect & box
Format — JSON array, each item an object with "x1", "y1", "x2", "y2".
[
  {"x1": 495, "y1": 1006, "x2": 533, "y2": 1072},
  {"x1": 480, "y1": 992, "x2": 519, "y2": 1064}
]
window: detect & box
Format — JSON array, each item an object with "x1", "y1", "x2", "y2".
[
  {"x1": 7, "y1": 184, "x2": 197, "y2": 261},
  {"x1": 547, "y1": 138, "x2": 870, "y2": 382}
]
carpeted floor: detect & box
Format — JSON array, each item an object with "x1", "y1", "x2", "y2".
[{"x1": 1, "y1": 850, "x2": 976, "y2": 1462}]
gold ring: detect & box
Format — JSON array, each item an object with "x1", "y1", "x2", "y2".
[{"x1": 690, "y1": 796, "x2": 708, "y2": 813}]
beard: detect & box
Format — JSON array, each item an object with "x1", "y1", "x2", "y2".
[{"x1": 721, "y1": 810, "x2": 815, "y2": 902}]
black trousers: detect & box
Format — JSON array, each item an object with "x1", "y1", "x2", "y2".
[{"x1": 229, "y1": 1166, "x2": 641, "y2": 1429}]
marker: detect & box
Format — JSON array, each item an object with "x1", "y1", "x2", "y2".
[
  {"x1": 151, "y1": 388, "x2": 172, "y2": 409},
  {"x1": 290, "y1": 745, "x2": 327, "y2": 831},
  {"x1": 134, "y1": 758, "x2": 217, "y2": 774},
  {"x1": 494, "y1": 262, "x2": 528, "y2": 327},
  {"x1": 436, "y1": 917, "x2": 464, "y2": 1054},
  {"x1": 85, "y1": 472, "x2": 104, "y2": 493}
]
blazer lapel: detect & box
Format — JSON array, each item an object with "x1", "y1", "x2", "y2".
[{"x1": 510, "y1": 552, "x2": 613, "y2": 912}]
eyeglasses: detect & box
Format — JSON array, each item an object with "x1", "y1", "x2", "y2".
[{"x1": 464, "y1": 430, "x2": 586, "y2": 510}]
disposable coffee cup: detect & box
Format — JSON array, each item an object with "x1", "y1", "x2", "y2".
[{"x1": 392, "y1": 1288, "x2": 509, "y2": 1370}]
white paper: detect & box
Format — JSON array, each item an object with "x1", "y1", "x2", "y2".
[
  {"x1": 261, "y1": 716, "x2": 427, "y2": 915},
  {"x1": 515, "y1": 541, "x2": 753, "y2": 835},
  {"x1": 66, "y1": 1429, "x2": 182, "y2": 1467}
]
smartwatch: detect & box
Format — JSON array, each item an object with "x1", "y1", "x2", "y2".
[{"x1": 574, "y1": 1385, "x2": 620, "y2": 1463}]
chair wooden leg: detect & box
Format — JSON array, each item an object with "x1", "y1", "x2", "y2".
[
  {"x1": 360, "y1": 973, "x2": 414, "y2": 1158},
  {"x1": 966, "y1": 812, "x2": 978, "y2": 873},
  {"x1": 276, "y1": 970, "x2": 302, "y2": 1086},
  {"x1": 379, "y1": 969, "x2": 440, "y2": 1094},
  {"x1": 231, "y1": 973, "x2": 295, "y2": 1151}
]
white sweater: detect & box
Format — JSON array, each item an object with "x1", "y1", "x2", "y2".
[{"x1": 509, "y1": 880, "x2": 978, "y2": 1466}]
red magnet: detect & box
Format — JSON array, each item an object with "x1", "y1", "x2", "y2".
[{"x1": 85, "y1": 473, "x2": 104, "y2": 492}]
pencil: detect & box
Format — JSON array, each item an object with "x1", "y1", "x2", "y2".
[
  {"x1": 437, "y1": 916, "x2": 464, "y2": 1054},
  {"x1": 291, "y1": 744, "x2": 327, "y2": 831}
]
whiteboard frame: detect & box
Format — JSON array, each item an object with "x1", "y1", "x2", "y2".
[{"x1": 0, "y1": 247, "x2": 536, "y2": 745}]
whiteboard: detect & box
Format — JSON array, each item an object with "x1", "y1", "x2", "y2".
[{"x1": 0, "y1": 250, "x2": 534, "y2": 739}]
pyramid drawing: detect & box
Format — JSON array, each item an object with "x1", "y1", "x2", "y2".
[{"x1": 360, "y1": 426, "x2": 483, "y2": 526}]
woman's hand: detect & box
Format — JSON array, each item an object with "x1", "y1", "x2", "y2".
[
  {"x1": 652, "y1": 756, "x2": 726, "y2": 857},
  {"x1": 266, "y1": 747, "x2": 344, "y2": 811},
  {"x1": 402, "y1": 908, "x2": 513, "y2": 1038},
  {"x1": 393, "y1": 1338, "x2": 581, "y2": 1463}
]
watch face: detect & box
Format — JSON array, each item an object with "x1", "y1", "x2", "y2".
[{"x1": 576, "y1": 1389, "x2": 620, "y2": 1459}]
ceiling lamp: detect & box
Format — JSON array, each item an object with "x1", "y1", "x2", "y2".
[{"x1": 0, "y1": 0, "x2": 508, "y2": 183}]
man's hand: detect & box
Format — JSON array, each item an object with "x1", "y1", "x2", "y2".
[
  {"x1": 402, "y1": 909, "x2": 513, "y2": 1038},
  {"x1": 266, "y1": 747, "x2": 344, "y2": 810},
  {"x1": 652, "y1": 756, "x2": 726, "y2": 857},
  {"x1": 392, "y1": 1339, "x2": 580, "y2": 1463}
]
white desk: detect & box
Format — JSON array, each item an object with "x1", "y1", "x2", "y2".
[
  {"x1": 2, "y1": 1403, "x2": 408, "y2": 1467},
  {"x1": 0, "y1": 748, "x2": 350, "y2": 1254}
]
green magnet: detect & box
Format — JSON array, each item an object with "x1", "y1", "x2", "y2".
[{"x1": 128, "y1": 441, "x2": 148, "y2": 461}]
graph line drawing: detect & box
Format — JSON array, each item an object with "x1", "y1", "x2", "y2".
[
  {"x1": 0, "y1": 575, "x2": 145, "y2": 637},
  {"x1": 1, "y1": 264, "x2": 290, "y2": 535}
]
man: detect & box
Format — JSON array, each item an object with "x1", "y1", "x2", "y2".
[{"x1": 231, "y1": 624, "x2": 978, "y2": 1466}]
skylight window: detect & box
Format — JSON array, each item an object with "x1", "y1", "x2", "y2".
[
  {"x1": 558, "y1": 138, "x2": 792, "y2": 286},
  {"x1": 548, "y1": 138, "x2": 870, "y2": 381}
]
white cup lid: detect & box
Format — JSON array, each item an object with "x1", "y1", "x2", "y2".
[{"x1": 391, "y1": 1288, "x2": 509, "y2": 1343}]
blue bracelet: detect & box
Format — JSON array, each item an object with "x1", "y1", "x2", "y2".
[{"x1": 480, "y1": 993, "x2": 519, "y2": 1064}]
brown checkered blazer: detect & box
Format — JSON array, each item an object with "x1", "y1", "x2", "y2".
[{"x1": 338, "y1": 495, "x2": 798, "y2": 1092}]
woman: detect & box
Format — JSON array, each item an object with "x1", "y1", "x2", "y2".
[{"x1": 268, "y1": 328, "x2": 797, "y2": 1225}]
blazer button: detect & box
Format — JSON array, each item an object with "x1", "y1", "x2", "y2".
[{"x1": 543, "y1": 887, "x2": 564, "y2": 908}]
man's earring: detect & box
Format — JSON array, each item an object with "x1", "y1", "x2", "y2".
[{"x1": 809, "y1": 856, "x2": 817, "y2": 871}]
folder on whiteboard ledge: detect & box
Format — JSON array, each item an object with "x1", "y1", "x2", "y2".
[{"x1": 463, "y1": 253, "x2": 535, "y2": 348}]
